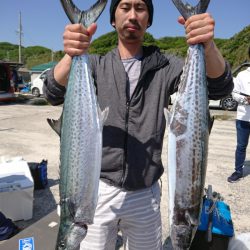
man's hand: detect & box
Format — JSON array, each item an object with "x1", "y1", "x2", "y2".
[
  {"x1": 178, "y1": 13, "x2": 215, "y2": 53},
  {"x1": 178, "y1": 13, "x2": 225, "y2": 78},
  {"x1": 53, "y1": 23, "x2": 97, "y2": 86},
  {"x1": 63, "y1": 23, "x2": 97, "y2": 57}
]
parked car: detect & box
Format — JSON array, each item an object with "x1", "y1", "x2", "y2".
[
  {"x1": 170, "y1": 91, "x2": 238, "y2": 111},
  {"x1": 215, "y1": 62, "x2": 250, "y2": 111},
  {"x1": 209, "y1": 96, "x2": 238, "y2": 111},
  {"x1": 0, "y1": 61, "x2": 15, "y2": 102},
  {"x1": 30, "y1": 68, "x2": 50, "y2": 97}
]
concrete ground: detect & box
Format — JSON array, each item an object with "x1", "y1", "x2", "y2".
[{"x1": 0, "y1": 100, "x2": 249, "y2": 249}]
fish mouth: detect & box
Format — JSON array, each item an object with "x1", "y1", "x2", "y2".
[{"x1": 56, "y1": 223, "x2": 88, "y2": 250}]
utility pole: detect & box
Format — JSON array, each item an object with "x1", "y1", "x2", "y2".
[
  {"x1": 17, "y1": 11, "x2": 23, "y2": 63},
  {"x1": 51, "y1": 49, "x2": 54, "y2": 62}
]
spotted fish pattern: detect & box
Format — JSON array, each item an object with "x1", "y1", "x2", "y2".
[{"x1": 166, "y1": 0, "x2": 210, "y2": 249}]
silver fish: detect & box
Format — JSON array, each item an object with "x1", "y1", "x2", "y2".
[
  {"x1": 48, "y1": 1, "x2": 108, "y2": 249},
  {"x1": 166, "y1": 0, "x2": 211, "y2": 249}
]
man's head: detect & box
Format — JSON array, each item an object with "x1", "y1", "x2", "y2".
[{"x1": 110, "y1": 0, "x2": 154, "y2": 28}]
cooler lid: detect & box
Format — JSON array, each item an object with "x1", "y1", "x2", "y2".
[{"x1": 0, "y1": 160, "x2": 34, "y2": 191}]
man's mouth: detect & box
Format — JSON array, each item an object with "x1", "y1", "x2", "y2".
[{"x1": 124, "y1": 23, "x2": 140, "y2": 32}]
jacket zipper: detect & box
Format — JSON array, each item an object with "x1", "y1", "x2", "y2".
[{"x1": 120, "y1": 99, "x2": 130, "y2": 188}]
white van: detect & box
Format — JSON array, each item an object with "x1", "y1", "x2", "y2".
[{"x1": 30, "y1": 68, "x2": 50, "y2": 97}]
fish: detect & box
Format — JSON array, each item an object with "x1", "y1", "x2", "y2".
[
  {"x1": 165, "y1": 0, "x2": 211, "y2": 249},
  {"x1": 47, "y1": 1, "x2": 108, "y2": 249},
  {"x1": 54, "y1": 55, "x2": 108, "y2": 250}
]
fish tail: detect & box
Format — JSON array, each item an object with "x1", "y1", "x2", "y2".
[
  {"x1": 171, "y1": 0, "x2": 210, "y2": 19},
  {"x1": 60, "y1": 0, "x2": 107, "y2": 27}
]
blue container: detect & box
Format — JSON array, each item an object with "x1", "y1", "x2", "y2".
[{"x1": 198, "y1": 198, "x2": 234, "y2": 237}]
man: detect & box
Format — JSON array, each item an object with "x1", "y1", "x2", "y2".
[
  {"x1": 228, "y1": 47, "x2": 250, "y2": 183},
  {"x1": 44, "y1": 0, "x2": 233, "y2": 249}
]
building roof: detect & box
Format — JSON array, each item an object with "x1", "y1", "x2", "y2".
[
  {"x1": 18, "y1": 67, "x2": 30, "y2": 73},
  {"x1": 0, "y1": 60, "x2": 23, "y2": 68},
  {"x1": 30, "y1": 61, "x2": 57, "y2": 72}
]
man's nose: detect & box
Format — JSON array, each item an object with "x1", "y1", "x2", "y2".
[{"x1": 128, "y1": 8, "x2": 137, "y2": 19}]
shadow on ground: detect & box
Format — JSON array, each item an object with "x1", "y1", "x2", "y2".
[{"x1": 243, "y1": 161, "x2": 250, "y2": 177}]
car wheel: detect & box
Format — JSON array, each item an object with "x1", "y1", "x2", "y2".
[
  {"x1": 32, "y1": 87, "x2": 40, "y2": 97},
  {"x1": 221, "y1": 95, "x2": 238, "y2": 111}
]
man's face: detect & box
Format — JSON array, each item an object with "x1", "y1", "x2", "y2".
[{"x1": 113, "y1": 0, "x2": 150, "y2": 43}]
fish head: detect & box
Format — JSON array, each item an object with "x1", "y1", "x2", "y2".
[
  {"x1": 171, "y1": 223, "x2": 196, "y2": 249},
  {"x1": 56, "y1": 221, "x2": 88, "y2": 250}
]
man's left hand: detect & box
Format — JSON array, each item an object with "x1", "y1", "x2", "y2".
[{"x1": 178, "y1": 13, "x2": 215, "y2": 51}]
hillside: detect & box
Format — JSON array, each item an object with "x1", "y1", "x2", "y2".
[
  {"x1": 219, "y1": 25, "x2": 250, "y2": 67},
  {"x1": 0, "y1": 43, "x2": 64, "y2": 69},
  {"x1": 0, "y1": 25, "x2": 249, "y2": 69}
]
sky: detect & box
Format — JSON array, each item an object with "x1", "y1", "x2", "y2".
[{"x1": 0, "y1": 0, "x2": 249, "y2": 52}]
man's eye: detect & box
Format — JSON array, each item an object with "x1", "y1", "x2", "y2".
[
  {"x1": 136, "y1": 4, "x2": 147, "y2": 11},
  {"x1": 136, "y1": 7, "x2": 146, "y2": 12}
]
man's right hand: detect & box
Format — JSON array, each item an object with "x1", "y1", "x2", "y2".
[
  {"x1": 53, "y1": 23, "x2": 97, "y2": 86},
  {"x1": 63, "y1": 23, "x2": 97, "y2": 57}
]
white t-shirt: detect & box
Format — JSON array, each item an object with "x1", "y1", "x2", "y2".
[{"x1": 232, "y1": 67, "x2": 250, "y2": 122}]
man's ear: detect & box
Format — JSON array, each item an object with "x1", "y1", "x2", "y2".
[{"x1": 112, "y1": 21, "x2": 116, "y2": 28}]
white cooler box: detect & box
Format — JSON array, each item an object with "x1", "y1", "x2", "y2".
[{"x1": 0, "y1": 159, "x2": 34, "y2": 221}]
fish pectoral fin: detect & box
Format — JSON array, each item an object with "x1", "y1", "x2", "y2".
[
  {"x1": 163, "y1": 108, "x2": 172, "y2": 125},
  {"x1": 99, "y1": 106, "x2": 109, "y2": 125},
  {"x1": 185, "y1": 210, "x2": 199, "y2": 227},
  {"x1": 61, "y1": 197, "x2": 77, "y2": 219}
]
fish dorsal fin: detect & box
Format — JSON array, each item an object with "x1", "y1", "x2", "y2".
[
  {"x1": 172, "y1": 0, "x2": 210, "y2": 19},
  {"x1": 47, "y1": 112, "x2": 63, "y2": 136}
]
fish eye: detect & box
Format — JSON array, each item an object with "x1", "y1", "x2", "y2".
[{"x1": 60, "y1": 240, "x2": 65, "y2": 248}]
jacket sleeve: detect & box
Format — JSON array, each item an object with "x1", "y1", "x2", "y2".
[
  {"x1": 43, "y1": 67, "x2": 66, "y2": 106},
  {"x1": 207, "y1": 62, "x2": 234, "y2": 100}
]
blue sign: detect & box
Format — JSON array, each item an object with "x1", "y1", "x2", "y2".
[{"x1": 19, "y1": 237, "x2": 35, "y2": 250}]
